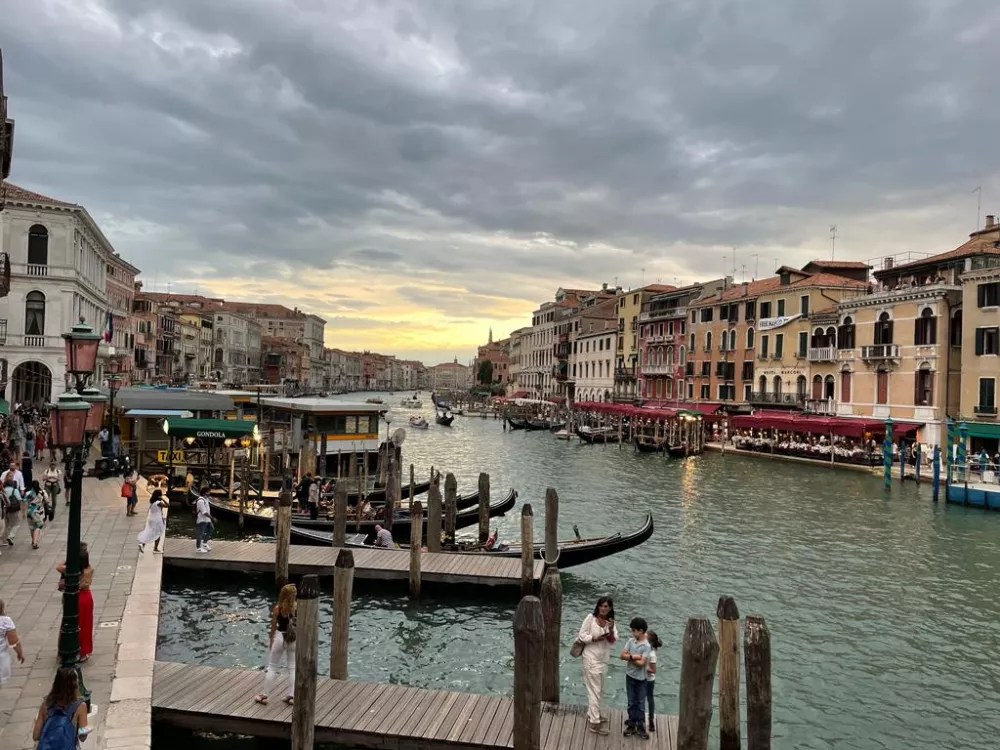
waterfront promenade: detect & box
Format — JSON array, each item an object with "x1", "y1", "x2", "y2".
[{"x1": 0, "y1": 476, "x2": 159, "y2": 750}]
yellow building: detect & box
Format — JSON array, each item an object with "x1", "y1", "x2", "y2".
[{"x1": 613, "y1": 284, "x2": 675, "y2": 401}]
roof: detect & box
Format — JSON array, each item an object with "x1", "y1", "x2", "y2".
[
  {"x1": 123, "y1": 408, "x2": 194, "y2": 419},
  {"x1": 803, "y1": 260, "x2": 872, "y2": 270},
  {"x1": 1, "y1": 181, "x2": 77, "y2": 208},
  {"x1": 693, "y1": 276, "x2": 783, "y2": 306},
  {"x1": 875, "y1": 229, "x2": 1000, "y2": 277},
  {"x1": 115, "y1": 387, "x2": 236, "y2": 413},
  {"x1": 260, "y1": 397, "x2": 385, "y2": 413},
  {"x1": 161, "y1": 418, "x2": 259, "y2": 440},
  {"x1": 787, "y1": 273, "x2": 869, "y2": 290}
]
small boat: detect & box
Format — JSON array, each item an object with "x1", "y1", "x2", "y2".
[
  {"x1": 506, "y1": 417, "x2": 530, "y2": 430},
  {"x1": 334, "y1": 512, "x2": 655, "y2": 569},
  {"x1": 576, "y1": 426, "x2": 615, "y2": 444},
  {"x1": 436, "y1": 411, "x2": 455, "y2": 427},
  {"x1": 553, "y1": 429, "x2": 574, "y2": 441},
  {"x1": 408, "y1": 415, "x2": 429, "y2": 429},
  {"x1": 288, "y1": 489, "x2": 519, "y2": 544},
  {"x1": 634, "y1": 438, "x2": 662, "y2": 453},
  {"x1": 400, "y1": 397, "x2": 423, "y2": 408},
  {"x1": 366, "y1": 397, "x2": 384, "y2": 404}
]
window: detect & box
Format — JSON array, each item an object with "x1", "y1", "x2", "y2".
[
  {"x1": 777, "y1": 299, "x2": 785, "y2": 317},
  {"x1": 700, "y1": 308, "x2": 714, "y2": 323},
  {"x1": 950, "y1": 310, "x2": 963, "y2": 347},
  {"x1": 719, "y1": 330, "x2": 727, "y2": 351},
  {"x1": 760, "y1": 334, "x2": 769, "y2": 358},
  {"x1": 758, "y1": 375, "x2": 767, "y2": 394},
  {"x1": 746, "y1": 327, "x2": 755, "y2": 349},
  {"x1": 979, "y1": 378, "x2": 996, "y2": 411},
  {"x1": 705, "y1": 331, "x2": 713, "y2": 351},
  {"x1": 701, "y1": 361, "x2": 711, "y2": 377},
  {"x1": 811, "y1": 374, "x2": 823, "y2": 400},
  {"x1": 975, "y1": 327, "x2": 1000, "y2": 355},
  {"x1": 977, "y1": 282, "x2": 1000, "y2": 307},
  {"x1": 689, "y1": 332, "x2": 695, "y2": 351},
  {"x1": 27, "y1": 224, "x2": 49, "y2": 266},
  {"x1": 798, "y1": 331, "x2": 808, "y2": 357},
  {"x1": 745, "y1": 301, "x2": 756, "y2": 321},
  {"x1": 914, "y1": 367, "x2": 933, "y2": 406},
  {"x1": 914, "y1": 308, "x2": 937, "y2": 346},
  {"x1": 729, "y1": 329, "x2": 736, "y2": 353},
  {"x1": 838, "y1": 317, "x2": 856, "y2": 349},
  {"x1": 691, "y1": 310, "x2": 697, "y2": 324},
  {"x1": 744, "y1": 383, "x2": 752, "y2": 401},
  {"x1": 772, "y1": 375, "x2": 782, "y2": 395},
  {"x1": 876, "y1": 369, "x2": 889, "y2": 404},
  {"x1": 800, "y1": 295, "x2": 810, "y2": 316},
  {"x1": 741, "y1": 361, "x2": 754, "y2": 380},
  {"x1": 760, "y1": 301, "x2": 772, "y2": 318},
  {"x1": 797, "y1": 375, "x2": 808, "y2": 398},
  {"x1": 824, "y1": 375, "x2": 835, "y2": 400},
  {"x1": 700, "y1": 384, "x2": 710, "y2": 399},
  {"x1": 687, "y1": 382, "x2": 694, "y2": 399},
  {"x1": 24, "y1": 291, "x2": 46, "y2": 336},
  {"x1": 874, "y1": 312, "x2": 893, "y2": 345},
  {"x1": 841, "y1": 370, "x2": 852, "y2": 402},
  {"x1": 774, "y1": 334, "x2": 784, "y2": 358}
]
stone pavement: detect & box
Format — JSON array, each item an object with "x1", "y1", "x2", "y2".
[{"x1": 0, "y1": 474, "x2": 149, "y2": 750}]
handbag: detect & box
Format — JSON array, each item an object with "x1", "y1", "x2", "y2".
[
  {"x1": 569, "y1": 639, "x2": 585, "y2": 658},
  {"x1": 120, "y1": 482, "x2": 133, "y2": 498},
  {"x1": 285, "y1": 614, "x2": 297, "y2": 644}
]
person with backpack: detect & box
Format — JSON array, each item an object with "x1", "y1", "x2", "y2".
[
  {"x1": 32, "y1": 667, "x2": 89, "y2": 748},
  {"x1": 3, "y1": 477, "x2": 24, "y2": 547},
  {"x1": 25, "y1": 481, "x2": 47, "y2": 550}
]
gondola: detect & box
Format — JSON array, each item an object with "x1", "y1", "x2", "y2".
[
  {"x1": 634, "y1": 438, "x2": 662, "y2": 453},
  {"x1": 327, "y1": 512, "x2": 655, "y2": 569},
  {"x1": 506, "y1": 417, "x2": 530, "y2": 430},
  {"x1": 436, "y1": 412, "x2": 455, "y2": 426},
  {"x1": 323, "y1": 479, "x2": 432, "y2": 505},
  {"x1": 667, "y1": 446, "x2": 688, "y2": 457},
  {"x1": 524, "y1": 419, "x2": 559, "y2": 431},
  {"x1": 287, "y1": 489, "x2": 519, "y2": 545},
  {"x1": 576, "y1": 427, "x2": 614, "y2": 444},
  {"x1": 207, "y1": 487, "x2": 495, "y2": 532}
]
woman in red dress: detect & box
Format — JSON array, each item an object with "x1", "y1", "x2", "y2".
[{"x1": 56, "y1": 547, "x2": 94, "y2": 661}]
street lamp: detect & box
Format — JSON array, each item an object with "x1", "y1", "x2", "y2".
[
  {"x1": 105, "y1": 355, "x2": 123, "y2": 460},
  {"x1": 48, "y1": 318, "x2": 103, "y2": 708}
]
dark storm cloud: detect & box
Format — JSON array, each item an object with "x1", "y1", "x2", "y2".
[{"x1": 4, "y1": 0, "x2": 1000, "y2": 305}]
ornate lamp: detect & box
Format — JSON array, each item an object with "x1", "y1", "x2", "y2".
[
  {"x1": 81, "y1": 387, "x2": 108, "y2": 434},
  {"x1": 63, "y1": 319, "x2": 102, "y2": 381},
  {"x1": 47, "y1": 392, "x2": 92, "y2": 448}
]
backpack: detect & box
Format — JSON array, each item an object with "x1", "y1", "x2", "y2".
[
  {"x1": 36, "y1": 700, "x2": 82, "y2": 750},
  {"x1": 4, "y1": 485, "x2": 20, "y2": 513}
]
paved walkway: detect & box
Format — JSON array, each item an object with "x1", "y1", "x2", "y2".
[{"x1": 0, "y1": 475, "x2": 147, "y2": 750}]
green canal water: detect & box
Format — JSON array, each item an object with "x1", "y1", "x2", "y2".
[{"x1": 154, "y1": 398, "x2": 1000, "y2": 749}]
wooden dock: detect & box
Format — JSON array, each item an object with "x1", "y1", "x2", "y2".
[
  {"x1": 162, "y1": 540, "x2": 545, "y2": 587},
  {"x1": 152, "y1": 662, "x2": 678, "y2": 749}
]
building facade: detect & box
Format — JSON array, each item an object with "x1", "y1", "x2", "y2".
[
  {"x1": 0, "y1": 183, "x2": 139, "y2": 403},
  {"x1": 572, "y1": 299, "x2": 618, "y2": 402},
  {"x1": 428, "y1": 360, "x2": 470, "y2": 392},
  {"x1": 213, "y1": 307, "x2": 261, "y2": 384},
  {"x1": 959, "y1": 228, "x2": 1000, "y2": 452}
]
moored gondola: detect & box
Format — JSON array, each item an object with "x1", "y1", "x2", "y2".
[
  {"x1": 287, "y1": 489, "x2": 519, "y2": 544},
  {"x1": 506, "y1": 417, "x2": 530, "y2": 430},
  {"x1": 576, "y1": 426, "x2": 614, "y2": 444},
  {"x1": 325, "y1": 512, "x2": 654, "y2": 569},
  {"x1": 634, "y1": 438, "x2": 662, "y2": 453}
]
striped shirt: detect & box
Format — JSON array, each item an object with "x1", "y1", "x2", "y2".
[{"x1": 374, "y1": 528, "x2": 394, "y2": 548}]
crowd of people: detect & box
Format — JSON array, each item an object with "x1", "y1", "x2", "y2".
[{"x1": 731, "y1": 431, "x2": 886, "y2": 466}]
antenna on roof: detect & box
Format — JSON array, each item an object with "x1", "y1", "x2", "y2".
[
  {"x1": 973, "y1": 186, "x2": 982, "y2": 230},
  {"x1": 752, "y1": 254, "x2": 759, "y2": 281},
  {"x1": 641, "y1": 268, "x2": 645, "y2": 287},
  {"x1": 741, "y1": 264, "x2": 747, "y2": 283},
  {"x1": 830, "y1": 225, "x2": 838, "y2": 260}
]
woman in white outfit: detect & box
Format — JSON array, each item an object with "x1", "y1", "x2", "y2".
[
  {"x1": 578, "y1": 596, "x2": 618, "y2": 734},
  {"x1": 254, "y1": 583, "x2": 297, "y2": 705},
  {"x1": 0, "y1": 599, "x2": 26, "y2": 685},
  {"x1": 137, "y1": 490, "x2": 168, "y2": 553}
]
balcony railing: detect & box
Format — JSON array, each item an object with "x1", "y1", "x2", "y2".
[
  {"x1": 646, "y1": 334, "x2": 665, "y2": 344},
  {"x1": 861, "y1": 344, "x2": 900, "y2": 361},
  {"x1": 808, "y1": 347, "x2": 837, "y2": 362},
  {"x1": 804, "y1": 398, "x2": 837, "y2": 415},
  {"x1": 0, "y1": 319, "x2": 5, "y2": 346},
  {"x1": 614, "y1": 367, "x2": 637, "y2": 381},
  {"x1": 748, "y1": 392, "x2": 805, "y2": 406},
  {"x1": 23, "y1": 335, "x2": 45, "y2": 347},
  {"x1": 25, "y1": 264, "x2": 48, "y2": 277},
  {"x1": 642, "y1": 364, "x2": 675, "y2": 375}
]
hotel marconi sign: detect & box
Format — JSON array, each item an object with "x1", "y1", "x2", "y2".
[{"x1": 757, "y1": 314, "x2": 802, "y2": 331}]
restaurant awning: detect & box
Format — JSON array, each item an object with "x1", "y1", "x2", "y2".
[
  {"x1": 730, "y1": 412, "x2": 923, "y2": 438},
  {"x1": 161, "y1": 418, "x2": 259, "y2": 441},
  {"x1": 511, "y1": 391, "x2": 530, "y2": 398}
]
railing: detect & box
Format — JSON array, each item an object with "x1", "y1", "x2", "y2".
[
  {"x1": 26, "y1": 264, "x2": 48, "y2": 277},
  {"x1": 748, "y1": 392, "x2": 805, "y2": 406},
  {"x1": 614, "y1": 367, "x2": 637, "y2": 380},
  {"x1": 808, "y1": 347, "x2": 837, "y2": 362},
  {"x1": 804, "y1": 398, "x2": 837, "y2": 415},
  {"x1": 647, "y1": 334, "x2": 665, "y2": 344},
  {"x1": 23, "y1": 335, "x2": 45, "y2": 347},
  {"x1": 0, "y1": 319, "x2": 5, "y2": 346},
  {"x1": 861, "y1": 344, "x2": 900, "y2": 360},
  {"x1": 642, "y1": 364, "x2": 674, "y2": 375}
]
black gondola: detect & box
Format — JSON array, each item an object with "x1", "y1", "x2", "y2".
[
  {"x1": 287, "y1": 489, "x2": 519, "y2": 545},
  {"x1": 206, "y1": 488, "x2": 490, "y2": 531},
  {"x1": 576, "y1": 427, "x2": 614, "y2": 444},
  {"x1": 325, "y1": 512, "x2": 655, "y2": 569},
  {"x1": 634, "y1": 438, "x2": 662, "y2": 453},
  {"x1": 667, "y1": 446, "x2": 688, "y2": 457},
  {"x1": 436, "y1": 412, "x2": 455, "y2": 426},
  {"x1": 506, "y1": 417, "x2": 529, "y2": 430}
]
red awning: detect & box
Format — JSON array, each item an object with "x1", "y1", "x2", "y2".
[
  {"x1": 730, "y1": 412, "x2": 923, "y2": 437},
  {"x1": 511, "y1": 391, "x2": 531, "y2": 398}
]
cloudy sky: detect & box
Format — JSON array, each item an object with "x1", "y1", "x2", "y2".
[{"x1": 5, "y1": 0, "x2": 1000, "y2": 364}]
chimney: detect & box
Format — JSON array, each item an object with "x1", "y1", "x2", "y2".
[
  {"x1": 987, "y1": 214, "x2": 996, "y2": 229},
  {"x1": 741, "y1": 281, "x2": 748, "y2": 297},
  {"x1": 884, "y1": 257, "x2": 894, "y2": 270},
  {"x1": 602, "y1": 282, "x2": 608, "y2": 291}
]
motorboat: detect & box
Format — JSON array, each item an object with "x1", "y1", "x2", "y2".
[
  {"x1": 400, "y1": 395, "x2": 423, "y2": 408},
  {"x1": 409, "y1": 415, "x2": 429, "y2": 429}
]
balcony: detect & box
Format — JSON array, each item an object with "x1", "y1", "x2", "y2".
[
  {"x1": 748, "y1": 392, "x2": 805, "y2": 406},
  {"x1": 808, "y1": 347, "x2": 837, "y2": 363},
  {"x1": 642, "y1": 364, "x2": 675, "y2": 376},
  {"x1": 974, "y1": 405, "x2": 998, "y2": 416},
  {"x1": 804, "y1": 398, "x2": 837, "y2": 415},
  {"x1": 646, "y1": 334, "x2": 665, "y2": 344},
  {"x1": 23, "y1": 335, "x2": 45, "y2": 347},
  {"x1": 861, "y1": 344, "x2": 900, "y2": 361},
  {"x1": 0, "y1": 319, "x2": 5, "y2": 346},
  {"x1": 553, "y1": 343, "x2": 570, "y2": 358},
  {"x1": 614, "y1": 367, "x2": 637, "y2": 381}
]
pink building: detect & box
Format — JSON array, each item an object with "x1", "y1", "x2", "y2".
[{"x1": 105, "y1": 254, "x2": 138, "y2": 378}]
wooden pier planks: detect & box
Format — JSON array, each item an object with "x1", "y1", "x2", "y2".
[
  {"x1": 162, "y1": 539, "x2": 545, "y2": 587},
  {"x1": 152, "y1": 662, "x2": 678, "y2": 750}
]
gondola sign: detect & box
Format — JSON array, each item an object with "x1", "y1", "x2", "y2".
[{"x1": 196, "y1": 430, "x2": 227, "y2": 439}]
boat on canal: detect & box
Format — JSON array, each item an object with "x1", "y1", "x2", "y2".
[
  {"x1": 286, "y1": 489, "x2": 519, "y2": 544},
  {"x1": 399, "y1": 395, "x2": 423, "y2": 408},
  {"x1": 408, "y1": 415, "x2": 429, "y2": 429},
  {"x1": 294, "y1": 511, "x2": 654, "y2": 568},
  {"x1": 576, "y1": 426, "x2": 615, "y2": 444},
  {"x1": 435, "y1": 411, "x2": 455, "y2": 426}
]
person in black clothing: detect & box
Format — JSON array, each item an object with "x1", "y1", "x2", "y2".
[{"x1": 294, "y1": 473, "x2": 312, "y2": 510}]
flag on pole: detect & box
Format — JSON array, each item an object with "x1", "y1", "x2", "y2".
[{"x1": 103, "y1": 309, "x2": 114, "y2": 343}]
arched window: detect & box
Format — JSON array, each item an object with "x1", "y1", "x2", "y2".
[
  {"x1": 679, "y1": 345, "x2": 686, "y2": 366},
  {"x1": 797, "y1": 375, "x2": 808, "y2": 398},
  {"x1": 914, "y1": 307, "x2": 937, "y2": 346},
  {"x1": 874, "y1": 312, "x2": 893, "y2": 346},
  {"x1": 840, "y1": 369, "x2": 852, "y2": 403},
  {"x1": 812, "y1": 327, "x2": 825, "y2": 347},
  {"x1": 812, "y1": 374, "x2": 823, "y2": 400},
  {"x1": 758, "y1": 374, "x2": 767, "y2": 394},
  {"x1": 950, "y1": 309, "x2": 963, "y2": 347},
  {"x1": 705, "y1": 331, "x2": 713, "y2": 351},
  {"x1": 824, "y1": 374, "x2": 835, "y2": 400},
  {"x1": 27, "y1": 225, "x2": 49, "y2": 266},
  {"x1": 719, "y1": 330, "x2": 728, "y2": 351},
  {"x1": 838, "y1": 316, "x2": 856, "y2": 349},
  {"x1": 746, "y1": 327, "x2": 755, "y2": 349},
  {"x1": 666, "y1": 346, "x2": 673, "y2": 368},
  {"x1": 24, "y1": 291, "x2": 46, "y2": 336},
  {"x1": 773, "y1": 376, "x2": 782, "y2": 396},
  {"x1": 730, "y1": 329, "x2": 737, "y2": 353}
]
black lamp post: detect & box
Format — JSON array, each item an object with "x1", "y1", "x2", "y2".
[
  {"x1": 48, "y1": 319, "x2": 105, "y2": 708},
  {"x1": 106, "y1": 355, "x2": 122, "y2": 459}
]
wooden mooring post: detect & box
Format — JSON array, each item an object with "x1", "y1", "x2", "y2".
[
  {"x1": 444, "y1": 472, "x2": 458, "y2": 546},
  {"x1": 717, "y1": 596, "x2": 741, "y2": 750},
  {"x1": 274, "y1": 490, "x2": 292, "y2": 589},
  {"x1": 426, "y1": 476, "x2": 442, "y2": 552},
  {"x1": 520, "y1": 504, "x2": 534, "y2": 597},
  {"x1": 677, "y1": 616, "x2": 720, "y2": 750},
  {"x1": 513, "y1": 595, "x2": 543, "y2": 750},
  {"x1": 330, "y1": 549, "x2": 354, "y2": 680},
  {"x1": 539, "y1": 566, "x2": 562, "y2": 703},
  {"x1": 291, "y1": 574, "x2": 320, "y2": 750},
  {"x1": 744, "y1": 615, "x2": 772, "y2": 750},
  {"x1": 409, "y1": 463, "x2": 415, "y2": 508},
  {"x1": 409, "y1": 500, "x2": 423, "y2": 597},
  {"x1": 478, "y1": 472, "x2": 491, "y2": 543},
  {"x1": 384, "y1": 448, "x2": 398, "y2": 535},
  {"x1": 544, "y1": 488, "x2": 559, "y2": 565},
  {"x1": 332, "y1": 484, "x2": 348, "y2": 548}
]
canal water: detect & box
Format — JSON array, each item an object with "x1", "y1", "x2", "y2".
[{"x1": 155, "y1": 396, "x2": 1000, "y2": 750}]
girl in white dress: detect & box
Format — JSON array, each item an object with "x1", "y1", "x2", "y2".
[
  {"x1": 0, "y1": 599, "x2": 25, "y2": 685},
  {"x1": 577, "y1": 596, "x2": 619, "y2": 734},
  {"x1": 137, "y1": 490, "x2": 167, "y2": 553}
]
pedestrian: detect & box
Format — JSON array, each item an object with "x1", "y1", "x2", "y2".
[
  {"x1": 56, "y1": 549, "x2": 94, "y2": 662},
  {"x1": 43, "y1": 461, "x2": 61, "y2": 522},
  {"x1": 645, "y1": 630, "x2": 662, "y2": 733},
  {"x1": 253, "y1": 583, "x2": 298, "y2": 706},
  {"x1": 137, "y1": 490, "x2": 167, "y2": 553},
  {"x1": 195, "y1": 486, "x2": 213, "y2": 553},
  {"x1": 32, "y1": 668, "x2": 90, "y2": 748},
  {"x1": 295, "y1": 472, "x2": 312, "y2": 512},
  {"x1": 121, "y1": 469, "x2": 138, "y2": 516},
  {"x1": 3, "y1": 476, "x2": 24, "y2": 547},
  {"x1": 373, "y1": 524, "x2": 393, "y2": 548},
  {"x1": 620, "y1": 616, "x2": 651, "y2": 738},
  {"x1": 0, "y1": 599, "x2": 26, "y2": 685},
  {"x1": 1, "y1": 461, "x2": 24, "y2": 493},
  {"x1": 307, "y1": 475, "x2": 320, "y2": 521},
  {"x1": 26, "y1": 481, "x2": 47, "y2": 550},
  {"x1": 97, "y1": 426, "x2": 110, "y2": 458},
  {"x1": 577, "y1": 596, "x2": 618, "y2": 735}
]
